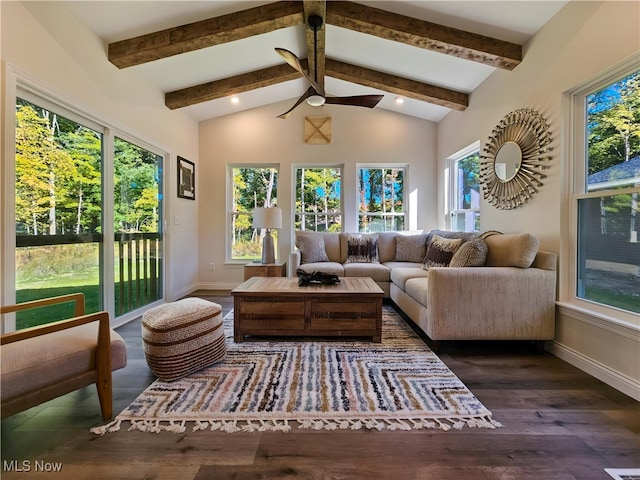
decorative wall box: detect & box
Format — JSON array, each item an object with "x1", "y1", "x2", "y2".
[{"x1": 304, "y1": 116, "x2": 332, "y2": 144}]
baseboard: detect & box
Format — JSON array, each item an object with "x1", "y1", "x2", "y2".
[
  {"x1": 169, "y1": 283, "x2": 200, "y2": 301},
  {"x1": 548, "y1": 341, "x2": 640, "y2": 401}
]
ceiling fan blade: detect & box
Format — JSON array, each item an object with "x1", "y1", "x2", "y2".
[
  {"x1": 324, "y1": 95, "x2": 384, "y2": 108},
  {"x1": 275, "y1": 48, "x2": 325, "y2": 97},
  {"x1": 277, "y1": 88, "x2": 314, "y2": 119}
]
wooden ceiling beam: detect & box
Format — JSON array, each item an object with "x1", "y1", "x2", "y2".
[
  {"x1": 326, "y1": 1, "x2": 522, "y2": 70},
  {"x1": 165, "y1": 57, "x2": 467, "y2": 112},
  {"x1": 303, "y1": 1, "x2": 326, "y2": 89},
  {"x1": 326, "y1": 58, "x2": 468, "y2": 111},
  {"x1": 165, "y1": 61, "x2": 307, "y2": 110},
  {"x1": 109, "y1": 1, "x2": 303, "y2": 69}
]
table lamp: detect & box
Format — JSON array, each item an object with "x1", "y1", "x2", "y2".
[{"x1": 253, "y1": 207, "x2": 282, "y2": 264}]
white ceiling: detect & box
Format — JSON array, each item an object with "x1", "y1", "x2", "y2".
[{"x1": 61, "y1": 1, "x2": 568, "y2": 122}]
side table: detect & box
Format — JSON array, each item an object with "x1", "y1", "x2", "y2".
[{"x1": 244, "y1": 261, "x2": 286, "y2": 281}]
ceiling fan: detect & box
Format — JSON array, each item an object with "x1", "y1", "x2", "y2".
[{"x1": 275, "y1": 14, "x2": 384, "y2": 119}]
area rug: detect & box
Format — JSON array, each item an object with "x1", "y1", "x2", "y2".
[{"x1": 92, "y1": 306, "x2": 502, "y2": 434}]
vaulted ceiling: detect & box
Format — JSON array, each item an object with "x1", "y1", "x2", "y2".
[{"x1": 62, "y1": 1, "x2": 567, "y2": 122}]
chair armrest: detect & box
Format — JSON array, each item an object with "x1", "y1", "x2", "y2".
[
  {"x1": 1, "y1": 292, "x2": 85, "y2": 317},
  {"x1": 1, "y1": 310, "x2": 109, "y2": 345},
  {"x1": 288, "y1": 249, "x2": 301, "y2": 277}
]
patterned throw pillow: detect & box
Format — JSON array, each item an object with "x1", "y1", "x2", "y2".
[
  {"x1": 296, "y1": 233, "x2": 330, "y2": 264},
  {"x1": 421, "y1": 234, "x2": 462, "y2": 269},
  {"x1": 345, "y1": 234, "x2": 379, "y2": 263},
  {"x1": 395, "y1": 233, "x2": 429, "y2": 262},
  {"x1": 449, "y1": 238, "x2": 489, "y2": 267}
]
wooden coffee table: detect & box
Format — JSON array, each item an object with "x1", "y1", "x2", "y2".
[{"x1": 231, "y1": 276, "x2": 384, "y2": 343}]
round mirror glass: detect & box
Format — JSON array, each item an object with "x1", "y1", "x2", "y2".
[{"x1": 494, "y1": 141, "x2": 522, "y2": 181}]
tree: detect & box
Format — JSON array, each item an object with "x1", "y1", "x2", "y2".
[
  {"x1": 114, "y1": 138, "x2": 160, "y2": 233},
  {"x1": 588, "y1": 72, "x2": 640, "y2": 173},
  {"x1": 15, "y1": 104, "x2": 77, "y2": 235}
]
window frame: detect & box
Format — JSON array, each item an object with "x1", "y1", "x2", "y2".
[
  {"x1": 356, "y1": 164, "x2": 408, "y2": 233},
  {"x1": 561, "y1": 55, "x2": 640, "y2": 327},
  {"x1": 446, "y1": 141, "x2": 481, "y2": 232},
  {"x1": 291, "y1": 164, "x2": 344, "y2": 233},
  {"x1": 226, "y1": 163, "x2": 279, "y2": 264},
  {"x1": 4, "y1": 67, "x2": 168, "y2": 330}
]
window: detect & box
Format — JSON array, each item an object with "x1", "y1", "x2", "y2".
[
  {"x1": 447, "y1": 143, "x2": 480, "y2": 232},
  {"x1": 357, "y1": 166, "x2": 406, "y2": 232},
  {"x1": 294, "y1": 166, "x2": 342, "y2": 231},
  {"x1": 568, "y1": 65, "x2": 639, "y2": 317},
  {"x1": 228, "y1": 165, "x2": 278, "y2": 261}
]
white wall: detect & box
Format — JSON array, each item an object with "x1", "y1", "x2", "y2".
[
  {"x1": 437, "y1": 1, "x2": 640, "y2": 399},
  {"x1": 198, "y1": 100, "x2": 437, "y2": 288},
  {"x1": 1, "y1": 2, "x2": 200, "y2": 309}
]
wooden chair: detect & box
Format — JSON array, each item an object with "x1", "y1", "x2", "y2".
[{"x1": 1, "y1": 293, "x2": 127, "y2": 420}]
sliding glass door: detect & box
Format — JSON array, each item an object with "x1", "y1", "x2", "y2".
[{"x1": 13, "y1": 93, "x2": 164, "y2": 329}]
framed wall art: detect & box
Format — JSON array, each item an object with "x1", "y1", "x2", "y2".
[{"x1": 177, "y1": 156, "x2": 195, "y2": 200}]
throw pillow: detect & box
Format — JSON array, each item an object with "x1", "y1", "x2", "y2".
[
  {"x1": 421, "y1": 234, "x2": 462, "y2": 269},
  {"x1": 484, "y1": 233, "x2": 540, "y2": 268},
  {"x1": 395, "y1": 233, "x2": 429, "y2": 263},
  {"x1": 296, "y1": 233, "x2": 330, "y2": 264},
  {"x1": 449, "y1": 238, "x2": 489, "y2": 267},
  {"x1": 345, "y1": 234, "x2": 379, "y2": 263}
]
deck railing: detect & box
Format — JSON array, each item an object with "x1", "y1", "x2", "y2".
[{"x1": 16, "y1": 233, "x2": 162, "y2": 318}]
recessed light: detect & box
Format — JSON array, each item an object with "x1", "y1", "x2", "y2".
[
  {"x1": 230, "y1": 96, "x2": 240, "y2": 104},
  {"x1": 395, "y1": 97, "x2": 405, "y2": 105}
]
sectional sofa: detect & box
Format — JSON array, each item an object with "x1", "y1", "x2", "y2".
[{"x1": 289, "y1": 230, "x2": 557, "y2": 351}]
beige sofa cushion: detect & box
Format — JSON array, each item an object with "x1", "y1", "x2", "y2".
[
  {"x1": 376, "y1": 232, "x2": 401, "y2": 263},
  {"x1": 404, "y1": 277, "x2": 430, "y2": 306},
  {"x1": 296, "y1": 262, "x2": 344, "y2": 276},
  {"x1": 485, "y1": 233, "x2": 540, "y2": 268},
  {"x1": 343, "y1": 262, "x2": 391, "y2": 282},
  {"x1": 390, "y1": 267, "x2": 430, "y2": 290}
]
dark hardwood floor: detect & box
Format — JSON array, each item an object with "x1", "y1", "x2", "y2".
[{"x1": 2, "y1": 291, "x2": 638, "y2": 480}]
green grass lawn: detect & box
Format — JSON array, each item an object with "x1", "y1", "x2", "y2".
[
  {"x1": 585, "y1": 287, "x2": 640, "y2": 314},
  {"x1": 16, "y1": 285, "x2": 101, "y2": 330}
]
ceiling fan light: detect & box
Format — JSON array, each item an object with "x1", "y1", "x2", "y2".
[{"x1": 306, "y1": 95, "x2": 326, "y2": 107}]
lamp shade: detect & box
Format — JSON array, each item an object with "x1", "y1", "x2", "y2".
[{"x1": 253, "y1": 207, "x2": 282, "y2": 230}]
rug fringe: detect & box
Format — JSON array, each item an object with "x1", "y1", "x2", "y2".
[{"x1": 91, "y1": 415, "x2": 502, "y2": 435}]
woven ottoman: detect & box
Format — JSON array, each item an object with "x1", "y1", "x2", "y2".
[{"x1": 142, "y1": 298, "x2": 226, "y2": 381}]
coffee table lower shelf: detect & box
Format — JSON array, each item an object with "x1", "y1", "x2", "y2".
[{"x1": 231, "y1": 277, "x2": 383, "y2": 343}]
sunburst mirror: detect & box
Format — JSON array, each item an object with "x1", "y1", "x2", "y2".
[{"x1": 479, "y1": 108, "x2": 553, "y2": 210}]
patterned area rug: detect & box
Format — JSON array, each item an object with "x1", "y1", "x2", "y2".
[{"x1": 92, "y1": 306, "x2": 502, "y2": 434}]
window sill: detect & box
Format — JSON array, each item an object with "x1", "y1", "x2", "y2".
[{"x1": 556, "y1": 301, "x2": 640, "y2": 339}]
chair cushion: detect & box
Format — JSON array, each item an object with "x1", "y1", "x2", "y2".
[{"x1": 1, "y1": 324, "x2": 126, "y2": 401}]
